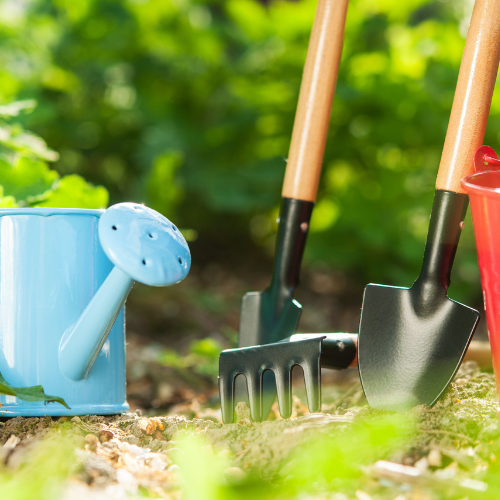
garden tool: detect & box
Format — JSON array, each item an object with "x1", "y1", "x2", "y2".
[
  {"x1": 232, "y1": 0, "x2": 349, "y2": 419},
  {"x1": 220, "y1": 333, "x2": 356, "y2": 423},
  {"x1": 220, "y1": 333, "x2": 492, "y2": 422},
  {"x1": 358, "y1": 0, "x2": 500, "y2": 412}
]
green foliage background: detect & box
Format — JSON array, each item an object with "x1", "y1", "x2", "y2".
[{"x1": 0, "y1": 0, "x2": 495, "y2": 303}]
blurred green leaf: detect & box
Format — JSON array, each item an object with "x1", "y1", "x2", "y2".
[
  {"x1": 0, "y1": 0, "x2": 489, "y2": 303},
  {"x1": 147, "y1": 151, "x2": 184, "y2": 217},
  {"x1": 0, "y1": 101, "x2": 108, "y2": 209},
  {"x1": 0, "y1": 434, "x2": 78, "y2": 500},
  {"x1": 0, "y1": 156, "x2": 58, "y2": 203},
  {"x1": 0, "y1": 124, "x2": 59, "y2": 162},
  {"x1": 159, "y1": 338, "x2": 223, "y2": 383},
  {"x1": 0, "y1": 100, "x2": 37, "y2": 117},
  {"x1": 35, "y1": 174, "x2": 108, "y2": 208}
]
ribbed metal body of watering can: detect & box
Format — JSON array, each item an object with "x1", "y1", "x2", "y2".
[{"x1": 0, "y1": 203, "x2": 190, "y2": 416}]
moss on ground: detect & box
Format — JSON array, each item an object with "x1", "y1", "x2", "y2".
[{"x1": 0, "y1": 361, "x2": 498, "y2": 499}]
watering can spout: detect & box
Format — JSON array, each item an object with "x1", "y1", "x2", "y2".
[
  {"x1": 59, "y1": 267, "x2": 134, "y2": 381},
  {"x1": 58, "y1": 202, "x2": 191, "y2": 382}
]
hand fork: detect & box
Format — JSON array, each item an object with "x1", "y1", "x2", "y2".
[{"x1": 219, "y1": 333, "x2": 356, "y2": 424}]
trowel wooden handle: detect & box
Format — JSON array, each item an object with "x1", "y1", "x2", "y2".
[
  {"x1": 282, "y1": 0, "x2": 349, "y2": 202},
  {"x1": 436, "y1": 0, "x2": 500, "y2": 193}
]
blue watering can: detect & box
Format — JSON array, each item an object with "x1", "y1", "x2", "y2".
[{"x1": 0, "y1": 203, "x2": 191, "y2": 416}]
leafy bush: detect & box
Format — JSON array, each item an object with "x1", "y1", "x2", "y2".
[
  {"x1": 0, "y1": 100, "x2": 107, "y2": 208},
  {"x1": 159, "y1": 338, "x2": 223, "y2": 385},
  {"x1": 0, "y1": 0, "x2": 492, "y2": 303}
]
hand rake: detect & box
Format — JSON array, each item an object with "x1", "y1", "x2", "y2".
[{"x1": 220, "y1": 333, "x2": 356, "y2": 423}]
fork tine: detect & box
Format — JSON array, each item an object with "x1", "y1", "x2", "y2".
[
  {"x1": 219, "y1": 351, "x2": 238, "y2": 424},
  {"x1": 274, "y1": 366, "x2": 293, "y2": 418},
  {"x1": 302, "y1": 352, "x2": 322, "y2": 413},
  {"x1": 218, "y1": 371, "x2": 236, "y2": 424},
  {"x1": 246, "y1": 371, "x2": 263, "y2": 422}
]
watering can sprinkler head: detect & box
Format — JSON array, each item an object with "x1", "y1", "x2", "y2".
[
  {"x1": 59, "y1": 203, "x2": 191, "y2": 382},
  {"x1": 99, "y1": 203, "x2": 191, "y2": 286}
]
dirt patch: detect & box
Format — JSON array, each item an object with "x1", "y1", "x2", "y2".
[{"x1": 0, "y1": 361, "x2": 498, "y2": 499}]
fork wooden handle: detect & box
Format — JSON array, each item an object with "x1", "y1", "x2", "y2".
[
  {"x1": 436, "y1": 0, "x2": 500, "y2": 193},
  {"x1": 282, "y1": 0, "x2": 349, "y2": 202}
]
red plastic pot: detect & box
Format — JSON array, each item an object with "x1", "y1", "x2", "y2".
[{"x1": 462, "y1": 145, "x2": 500, "y2": 410}]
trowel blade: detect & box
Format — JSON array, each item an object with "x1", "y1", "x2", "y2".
[
  {"x1": 234, "y1": 290, "x2": 302, "y2": 416},
  {"x1": 358, "y1": 284, "x2": 479, "y2": 411},
  {"x1": 238, "y1": 290, "x2": 302, "y2": 348}
]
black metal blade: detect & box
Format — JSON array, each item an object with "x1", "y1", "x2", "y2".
[
  {"x1": 358, "y1": 284, "x2": 479, "y2": 411},
  {"x1": 239, "y1": 290, "x2": 302, "y2": 348},
  {"x1": 358, "y1": 190, "x2": 480, "y2": 412}
]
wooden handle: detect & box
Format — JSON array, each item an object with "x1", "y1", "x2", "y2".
[
  {"x1": 282, "y1": 0, "x2": 348, "y2": 202},
  {"x1": 436, "y1": 0, "x2": 500, "y2": 193}
]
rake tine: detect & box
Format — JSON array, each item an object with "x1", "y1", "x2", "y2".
[
  {"x1": 274, "y1": 366, "x2": 293, "y2": 419},
  {"x1": 218, "y1": 352, "x2": 238, "y2": 424},
  {"x1": 302, "y1": 349, "x2": 322, "y2": 413},
  {"x1": 218, "y1": 374, "x2": 236, "y2": 424},
  {"x1": 246, "y1": 370, "x2": 264, "y2": 422},
  {"x1": 218, "y1": 336, "x2": 329, "y2": 423}
]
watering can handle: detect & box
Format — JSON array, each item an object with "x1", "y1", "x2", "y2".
[
  {"x1": 282, "y1": 0, "x2": 349, "y2": 202},
  {"x1": 436, "y1": 0, "x2": 500, "y2": 193}
]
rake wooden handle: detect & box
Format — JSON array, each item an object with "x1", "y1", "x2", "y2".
[
  {"x1": 436, "y1": 0, "x2": 500, "y2": 193},
  {"x1": 282, "y1": 0, "x2": 349, "y2": 202}
]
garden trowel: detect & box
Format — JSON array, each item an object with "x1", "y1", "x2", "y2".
[
  {"x1": 232, "y1": 0, "x2": 349, "y2": 420},
  {"x1": 358, "y1": 0, "x2": 500, "y2": 412}
]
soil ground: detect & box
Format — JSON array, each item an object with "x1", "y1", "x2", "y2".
[
  {"x1": 0, "y1": 265, "x2": 494, "y2": 499},
  {"x1": 0, "y1": 361, "x2": 498, "y2": 499}
]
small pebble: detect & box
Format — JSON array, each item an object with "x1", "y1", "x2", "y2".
[
  {"x1": 414, "y1": 457, "x2": 428, "y2": 472},
  {"x1": 85, "y1": 434, "x2": 99, "y2": 444},
  {"x1": 116, "y1": 468, "x2": 138, "y2": 490},
  {"x1": 225, "y1": 466, "x2": 247, "y2": 483},
  {"x1": 119, "y1": 442, "x2": 149, "y2": 456},
  {"x1": 139, "y1": 418, "x2": 156, "y2": 435},
  {"x1": 3, "y1": 435, "x2": 20, "y2": 449},
  {"x1": 235, "y1": 402, "x2": 251, "y2": 422},
  {"x1": 428, "y1": 449, "x2": 442, "y2": 467},
  {"x1": 151, "y1": 417, "x2": 165, "y2": 430},
  {"x1": 355, "y1": 490, "x2": 373, "y2": 500},
  {"x1": 155, "y1": 430, "x2": 166, "y2": 441},
  {"x1": 98, "y1": 430, "x2": 114, "y2": 443},
  {"x1": 455, "y1": 378, "x2": 468, "y2": 386},
  {"x1": 147, "y1": 455, "x2": 167, "y2": 471}
]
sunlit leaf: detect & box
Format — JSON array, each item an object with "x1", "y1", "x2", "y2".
[
  {"x1": 0, "y1": 156, "x2": 58, "y2": 202},
  {"x1": 35, "y1": 174, "x2": 109, "y2": 209},
  {"x1": 0, "y1": 99, "x2": 37, "y2": 117},
  {"x1": 0, "y1": 125, "x2": 59, "y2": 161}
]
